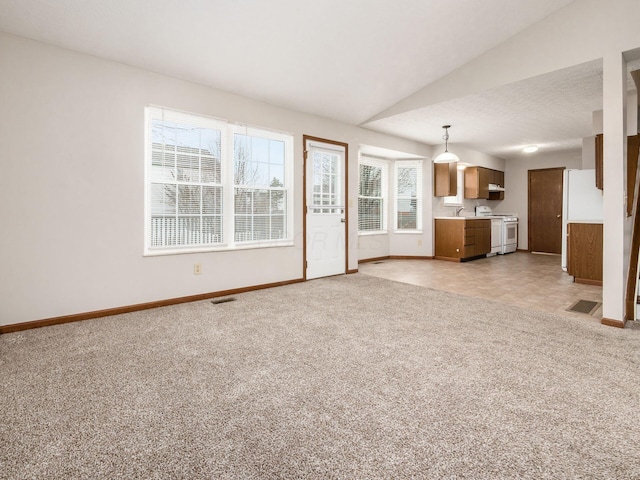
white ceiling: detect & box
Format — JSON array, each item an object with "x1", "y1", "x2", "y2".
[
  {"x1": 1, "y1": 0, "x2": 623, "y2": 160},
  {"x1": 363, "y1": 59, "x2": 606, "y2": 159}
]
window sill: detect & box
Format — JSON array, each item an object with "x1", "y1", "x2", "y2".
[
  {"x1": 358, "y1": 231, "x2": 388, "y2": 236},
  {"x1": 393, "y1": 230, "x2": 423, "y2": 234},
  {"x1": 144, "y1": 240, "x2": 295, "y2": 257}
]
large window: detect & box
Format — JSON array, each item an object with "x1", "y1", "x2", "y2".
[
  {"x1": 358, "y1": 156, "x2": 388, "y2": 233},
  {"x1": 145, "y1": 107, "x2": 293, "y2": 254},
  {"x1": 395, "y1": 160, "x2": 423, "y2": 231}
]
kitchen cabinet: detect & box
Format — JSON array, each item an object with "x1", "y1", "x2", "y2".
[
  {"x1": 493, "y1": 170, "x2": 505, "y2": 187},
  {"x1": 488, "y1": 169, "x2": 505, "y2": 201},
  {"x1": 593, "y1": 133, "x2": 638, "y2": 211},
  {"x1": 464, "y1": 166, "x2": 504, "y2": 200},
  {"x1": 567, "y1": 222, "x2": 603, "y2": 285},
  {"x1": 435, "y1": 218, "x2": 491, "y2": 261},
  {"x1": 595, "y1": 133, "x2": 603, "y2": 190},
  {"x1": 434, "y1": 162, "x2": 457, "y2": 197}
]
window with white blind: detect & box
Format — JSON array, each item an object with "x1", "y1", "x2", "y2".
[
  {"x1": 394, "y1": 160, "x2": 423, "y2": 231},
  {"x1": 358, "y1": 157, "x2": 388, "y2": 233},
  {"x1": 145, "y1": 107, "x2": 293, "y2": 254},
  {"x1": 233, "y1": 128, "x2": 288, "y2": 243}
]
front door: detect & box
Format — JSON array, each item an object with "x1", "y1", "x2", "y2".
[
  {"x1": 528, "y1": 167, "x2": 564, "y2": 254},
  {"x1": 304, "y1": 137, "x2": 347, "y2": 280}
]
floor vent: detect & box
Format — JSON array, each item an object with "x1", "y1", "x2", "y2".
[
  {"x1": 567, "y1": 299, "x2": 601, "y2": 315},
  {"x1": 211, "y1": 297, "x2": 237, "y2": 305},
  {"x1": 373, "y1": 261, "x2": 385, "y2": 264}
]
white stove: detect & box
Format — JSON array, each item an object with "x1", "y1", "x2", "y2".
[{"x1": 475, "y1": 206, "x2": 518, "y2": 254}]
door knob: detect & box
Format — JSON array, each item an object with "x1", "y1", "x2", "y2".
[
  {"x1": 557, "y1": 214, "x2": 561, "y2": 218},
  {"x1": 341, "y1": 218, "x2": 346, "y2": 223}
]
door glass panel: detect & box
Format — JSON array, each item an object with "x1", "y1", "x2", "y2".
[{"x1": 311, "y1": 149, "x2": 342, "y2": 214}]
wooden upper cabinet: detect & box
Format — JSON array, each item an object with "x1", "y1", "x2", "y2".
[
  {"x1": 464, "y1": 167, "x2": 482, "y2": 199},
  {"x1": 488, "y1": 169, "x2": 504, "y2": 201},
  {"x1": 478, "y1": 168, "x2": 491, "y2": 198},
  {"x1": 464, "y1": 166, "x2": 504, "y2": 199},
  {"x1": 493, "y1": 170, "x2": 504, "y2": 187},
  {"x1": 434, "y1": 162, "x2": 457, "y2": 197},
  {"x1": 594, "y1": 133, "x2": 639, "y2": 212},
  {"x1": 595, "y1": 133, "x2": 603, "y2": 190}
]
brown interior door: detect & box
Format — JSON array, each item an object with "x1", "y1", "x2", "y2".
[{"x1": 528, "y1": 167, "x2": 564, "y2": 254}]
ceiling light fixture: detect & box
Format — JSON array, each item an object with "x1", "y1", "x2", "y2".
[
  {"x1": 433, "y1": 125, "x2": 460, "y2": 163},
  {"x1": 523, "y1": 145, "x2": 539, "y2": 153}
]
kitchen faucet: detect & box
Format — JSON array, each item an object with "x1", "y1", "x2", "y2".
[{"x1": 455, "y1": 206, "x2": 464, "y2": 217}]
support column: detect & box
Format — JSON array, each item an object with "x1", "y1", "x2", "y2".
[{"x1": 601, "y1": 51, "x2": 627, "y2": 326}]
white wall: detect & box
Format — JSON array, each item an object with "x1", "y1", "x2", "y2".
[
  {"x1": 503, "y1": 151, "x2": 582, "y2": 250},
  {"x1": 0, "y1": 32, "x2": 431, "y2": 326},
  {"x1": 582, "y1": 136, "x2": 596, "y2": 169}
]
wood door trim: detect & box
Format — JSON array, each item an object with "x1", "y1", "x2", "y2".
[
  {"x1": 302, "y1": 135, "x2": 349, "y2": 281},
  {"x1": 625, "y1": 136, "x2": 640, "y2": 320},
  {"x1": 528, "y1": 167, "x2": 565, "y2": 254}
]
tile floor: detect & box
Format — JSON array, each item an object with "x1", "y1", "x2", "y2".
[{"x1": 358, "y1": 252, "x2": 605, "y2": 322}]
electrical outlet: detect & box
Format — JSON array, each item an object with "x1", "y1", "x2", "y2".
[{"x1": 194, "y1": 263, "x2": 202, "y2": 275}]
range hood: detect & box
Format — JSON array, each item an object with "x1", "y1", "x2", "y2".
[{"x1": 488, "y1": 183, "x2": 505, "y2": 192}]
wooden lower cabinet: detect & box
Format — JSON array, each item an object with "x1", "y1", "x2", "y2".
[
  {"x1": 567, "y1": 222, "x2": 603, "y2": 285},
  {"x1": 435, "y1": 218, "x2": 491, "y2": 261}
]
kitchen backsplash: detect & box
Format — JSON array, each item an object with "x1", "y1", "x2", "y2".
[{"x1": 432, "y1": 196, "x2": 503, "y2": 218}]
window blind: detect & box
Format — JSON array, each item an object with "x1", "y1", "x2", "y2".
[{"x1": 358, "y1": 156, "x2": 388, "y2": 233}]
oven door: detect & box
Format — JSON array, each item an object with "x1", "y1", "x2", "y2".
[{"x1": 501, "y1": 221, "x2": 518, "y2": 254}]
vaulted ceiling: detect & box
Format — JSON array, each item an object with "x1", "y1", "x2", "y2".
[{"x1": 1, "y1": 0, "x2": 629, "y2": 159}]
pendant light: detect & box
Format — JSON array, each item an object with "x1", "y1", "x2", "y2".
[{"x1": 433, "y1": 125, "x2": 460, "y2": 163}]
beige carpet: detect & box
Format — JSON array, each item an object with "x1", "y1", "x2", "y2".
[{"x1": 1, "y1": 274, "x2": 639, "y2": 479}]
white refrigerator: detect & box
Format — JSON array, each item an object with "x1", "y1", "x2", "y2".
[{"x1": 561, "y1": 169, "x2": 604, "y2": 271}]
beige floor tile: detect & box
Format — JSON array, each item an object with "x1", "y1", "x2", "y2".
[{"x1": 358, "y1": 252, "x2": 605, "y2": 323}]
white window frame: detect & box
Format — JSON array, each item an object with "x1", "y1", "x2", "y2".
[
  {"x1": 144, "y1": 106, "x2": 293, "y2": 255},
  {"x1": 230, "y1": 124, "x2": 294, "y2": 247},
  {"x1": 358, "y1": 155, "x2": 388, "y2": 235},
  {"x1": 394, "y1": 160, "x2": 423, "y2": 232},
  {"x1": 443, "y1": 168, "x2": 464, "y2": 206}
]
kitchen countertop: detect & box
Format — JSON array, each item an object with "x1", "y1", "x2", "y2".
[{"x1": 434, "y1": 215, "x2": 494, "y2": 220}]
